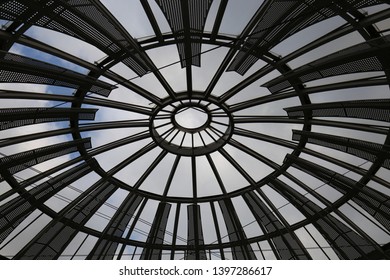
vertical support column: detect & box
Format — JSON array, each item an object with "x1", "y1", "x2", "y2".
[
  {"x1": 0, "y1": 161, "x2": 94, "y2": 243},
  {"x1": 88, "y1": 194, "x2": 143, "y2": 259},
  {"x1": 218, "y1": 199, "x2": 256, "y2": 260},
  {"x1": 186, "y1": 204, "x2": 206, "y2": 260},
  {"x1": 155, "y1": 0, "x2": 213, "y2": 67},
  {"x1": 140, "y1": 202, "x2": 171, "y2": 260},
  {"x1": 0, "y1": 138, "x2": 92, "y2": 182},
  {"x1": 15, "y1": 181, "x2": 118, "y2": 259},
  {"x1": 243, "y1": 191, "x2": 311, "y2": 259},
  {"x1": 286, "y1": 154, "x2": 390, "y2": 231},
  {"x1": 268, "y1": 178, "x2": 379, "y2": 259}
]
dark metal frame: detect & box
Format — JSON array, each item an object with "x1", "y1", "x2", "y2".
[{"x1": 0, "y1": 0, "x2": 389, "y2": 259}]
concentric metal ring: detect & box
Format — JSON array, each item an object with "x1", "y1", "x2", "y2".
[{"x1": 0, "y1": 0, "x2": 389, "y2": 260}]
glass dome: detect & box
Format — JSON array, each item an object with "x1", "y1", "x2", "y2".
[{"x1": 0, "y1": 0, "x2": 389, "y2": 260}]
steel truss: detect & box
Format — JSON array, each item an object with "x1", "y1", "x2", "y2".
[{"x1": 0, "y1": 0, "x2": 389, "y2": 260}]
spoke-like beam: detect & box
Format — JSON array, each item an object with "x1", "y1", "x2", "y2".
[
  {"x1": 0, "y1": 138, "x2": 91, "y2": 181},
  {"x1": 106, "y1": 142, "x2": 157, "y2": 176},
  {"x1": 84, "y1": 96, "x2": 153, "y2": 115},
  {"x1": 204, "y1": 48, "x2": 240, "y2": 99},
  {"x1": 233, "y1": 127, "x2": 296, "y2": 150},
  {"x1": 182, "y1": 0, "x2": 193, "y2": 97},
  {"x1": 209, "y1": 201, "x2": 225, "y2": 259},
  {"x1": 88, "y1": 131, "x2": 151, "y2": 157},
  {"x1": 0, "y1": 107, "x2": 97, "y2": 130},
  {"x1": 263, "y1": 35, "x2": 390, "y2": 94},
  {"x1": 218, "y1": 64, "x2": 274, "y2": 103},
  {"x1": 0, "y1": 51, "x2": 116, "y2": 96},
  {"x1": 133, "y1": 150, "x2": 168, "y2": 189},
  {"x1": 162, "y1": 155, "x2": 181, "y2": 198},
  {"x1": 228, "y1": 138, "x2": 280, "y2": 170},
  {"x1": 285, "y1": 98, "x2": 390, "y2": 122},
  {"x1": 210, "y1": 0, "x2": 228, "y2": 41},
  {"x1": 219, "y1": 148, "x2": 255, "y2": 186},
  {"x1": 78, "y1": 120, "x2": 150, "y2": 131},
  {"x1": 228, "y1": 89, "x2": 296, "y2": 112},
  {"x1": 206, "y1": 154, "x2": 227, "y2": 195},
  {"x1": 0, "y1": 127, "x2": 76, "y2": 148},
  {"x1": 234, "y1": 115, "x2": 300, "y2": 124},
  {"x1": 87, "y1": 193, "x2": 143, "y2": 260},
  {"x1": 140, "y1": 0, "x2": 163, "y2": 42},
  {"x1": 103, "y1": 70, "x2": 163, "y2": 105},
  {"x1": 0, "y1": 90, "x2": 153, "y2": 116}
]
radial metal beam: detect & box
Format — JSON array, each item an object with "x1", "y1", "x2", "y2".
[
  {"x1": 285, "y1": 98, "x2": 390, "y2": 122},
  {"x1": 0, "y1": 107, "x2": 98, "y2": 130},
  {"x1": 0, "y1": 138, "x2": 92, "y2": 180},
  {"x1": 286, "y1": 153, "x2": 390, "y2": 232},
  {"x1": 0, "y1": 51, "x2": 116, "y2": 96},
  {"x1": 267, "y1": 178, "x2": 380, "y2": 259},
  {"x1": 78, "y1": 120, "x2": 150, "y2": 132},
  {"x1": 218, "y1": 198, "x2": 256, "y2": 260},
  {"x1": 210, "y1": 0, "x2": 228, "y2": 41},
  {"x1": 87, "y1": 193, "x2": 143, "y2": 260},
  {"x1": 140, "y1": 0, "x2": 163, "y2": 42},
  {"x1": 140, "y1": 202, "x2": 171, "y2": 260},
  {"x1": 0, "y1": 161, "x2": 94, "y2": 243},
  {"x1": 243, "y1": 191, "x2": 311, "y2": 259},
  {"x1": 292, "y1": 129, "x2": 390, "y2": 169},
  {"x1": 14, "y1": 181, "x2": 118, "y2": 259},
  {"x1": 263, "y1": 35, "x2": 390, "y2": 94},
  {"x1": 186, "y1": 204, "x2": 207, "y2": 259},
  {"x1": 233, "y1": 127, "x2": 296, "y2": 150}
]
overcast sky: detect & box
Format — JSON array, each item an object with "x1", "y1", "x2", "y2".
[{"x1": 0, "y1": 0, "x2": 389, "y2": 260}]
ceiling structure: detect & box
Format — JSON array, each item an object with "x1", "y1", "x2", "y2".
[{"x1": 0, "y1": 0, "x2": 389, "y2": 260}]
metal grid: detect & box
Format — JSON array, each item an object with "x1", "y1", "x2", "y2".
[{"x1": 0, "y1": 0, "x2": 389, "y2": 260}]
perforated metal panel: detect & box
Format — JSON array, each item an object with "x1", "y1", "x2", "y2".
[
  {"x1": 0, "y1": 107, "x2": 97, "y2": 130},
  {"x1": 244, "y1": 191, "x2": 310, "y2": 260},
  {"x1": 285, "y1": 99, "x2": 390, "y2": 122},
  {"x1": 286, "y1": 154, "x2": 390, "y2": 232},
  {"x1": 264, "y1": 35, "x2": 390, "y2": 93},
  {"x1": 268, "y1": 178, "x2": 376, "y2": 259},
  {"x1": 0, "y1": 0, "x2": 389, "y2": 260},
  {"x1": 140, "y1": 202, "x2": 171, "y2": 260},
  {"x1": 0, "y1": 161, "x2": 95, "y2": 243},
  {"x1": 0, "y1": 138, "x2": 91, "y2": 181},
  {"x1": 88, "y1": 194, "x2": 143, "y2": 260},
  {"x1": 218, "y1": 199, "x2": 256, "y2": 260},
  {"x1": 0, "y1": 52, "x2": 115, "y2": 96},
  {"x1": 156, "y1": 0, "x2": 212, "y2": 67},
  {"x1": 15, "y1": 181, "x2": 118, "y2": 259},
  {"x1": 228, "y1": 0, "x2": 388, "y2": 75},
  {"x1": 186, "y1": 204, "x2": 207, "y2": 260}
]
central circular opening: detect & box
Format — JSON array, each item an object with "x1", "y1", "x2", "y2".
[
  {"x1": 174, "y1": 106, "x2": 208, "y2": 130},
  {"x1": 151, "y1": 97, "x2": 232, "y2": 156}
]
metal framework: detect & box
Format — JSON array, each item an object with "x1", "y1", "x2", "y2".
[{"x1": 0, "y1": 0, "x2": 389, "y2": 260}]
